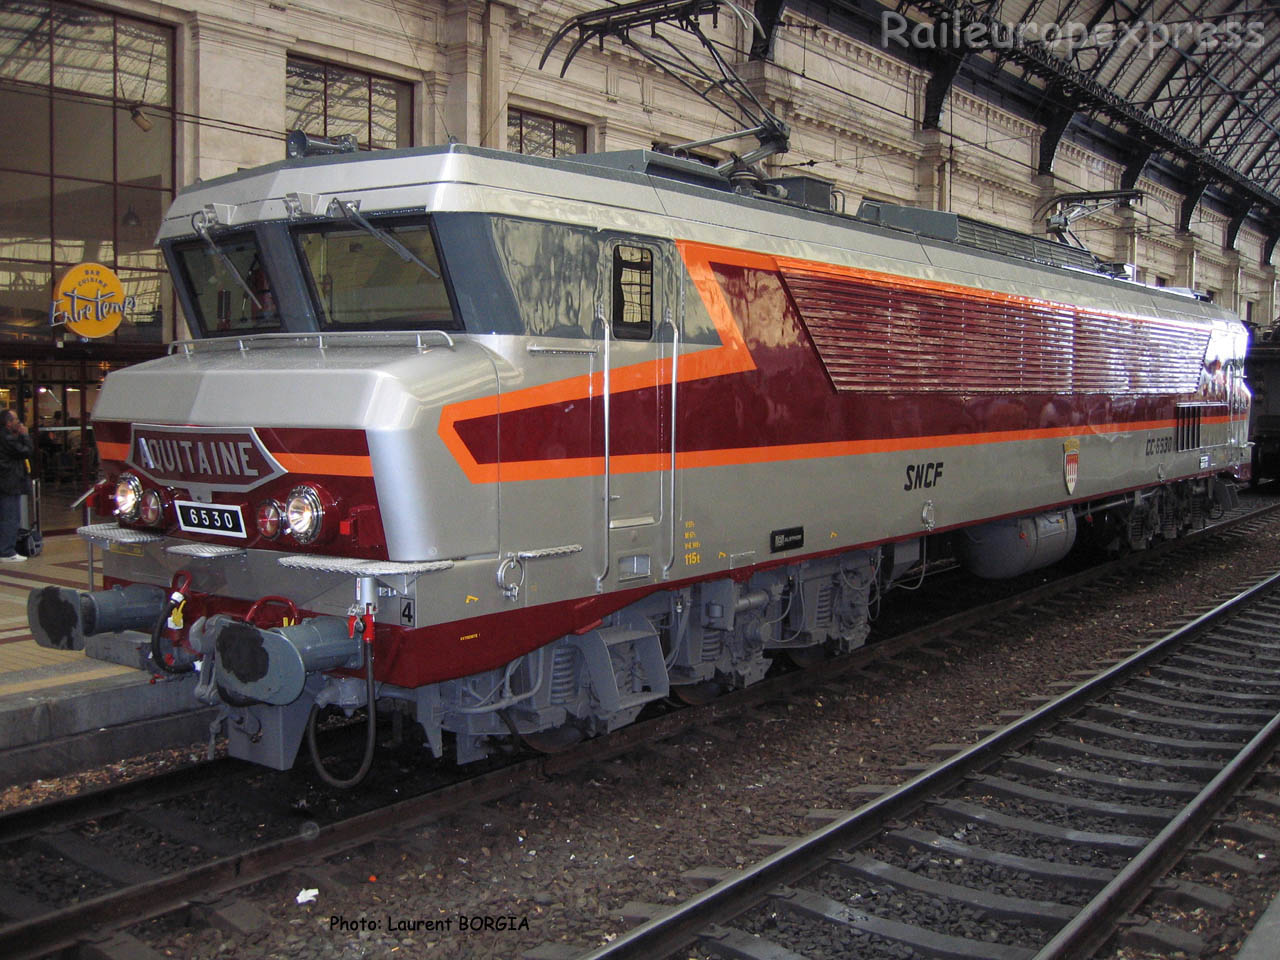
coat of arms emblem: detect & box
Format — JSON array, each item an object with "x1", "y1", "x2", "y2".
[{"x1": 1064, "y1": 438, "x2": 1080, "y2": 494}]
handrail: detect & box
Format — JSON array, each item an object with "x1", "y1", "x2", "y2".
[
  {"x1": 663, "y1": 306, "x2": 679, "y2": 577},
  {"x1": 168, "y1": 329, "x2": 457, "y2": 355},
  {"x1": 527, "y1": 343, "x2": 600, "y2": 356},
  {"x1": 596, "y1": 303, "x2": 611, "y2": 592}
]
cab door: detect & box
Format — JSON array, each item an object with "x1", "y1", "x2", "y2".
[{"x1": 595, "y1": 237, "x2": 674, "y2": 588}]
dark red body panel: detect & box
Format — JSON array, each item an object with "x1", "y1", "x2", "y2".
[
  {"x1": 451, "y1": 261, "x2": 1218, "y2": 468},
  {"x1": 93, "y1": 423, "x2": 389, "y2": 557}
]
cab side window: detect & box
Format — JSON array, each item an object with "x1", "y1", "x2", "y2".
[{"x1": 612, "y1": 245, "x2": 653, "y2": 341}]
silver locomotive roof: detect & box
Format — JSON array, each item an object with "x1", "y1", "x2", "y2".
[{"x1": 158, "y1": 143, "x2": 1238, "y2": 332}]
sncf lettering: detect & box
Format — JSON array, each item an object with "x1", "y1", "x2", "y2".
[{"x1": 904, "y1": 461, "x2": 944, "y2": 491}]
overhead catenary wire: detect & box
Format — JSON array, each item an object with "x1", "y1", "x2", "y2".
[
  {"x1": 711, "y1": 13, "x2": 1277, "y2": 211},
  {"x1": 390, "y1": 0, "x2": 451, "y2": 144}
]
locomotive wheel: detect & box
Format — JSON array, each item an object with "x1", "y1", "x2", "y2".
[
  {"x1": 785, "y1": 644, "x2": 827, "y2": 668},
  {"x1": 519, "y1": 725, "x2": 583, "y2": 754},
  {"x1": 672, "y1": 680, "x2": 723, "y2": 705}
]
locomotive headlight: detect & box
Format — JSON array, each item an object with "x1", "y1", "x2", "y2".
[
  {"x1": 139, "y1": 489, "x2": 164, "y2": 527},
  {"x1": 256, "y1": 500, "x2": 283, "y2": 539},
  {"x1": 114, "y1": 474, "x2": 142, "y2": 521},
  {"x1": 285, "y1": 486, "x2": 325, "y2": 543}
]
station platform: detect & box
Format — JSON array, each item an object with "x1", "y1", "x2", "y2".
[
  {"x1": 0, "y1": 533, "x2": 212, "y2": 789},
  {"x1": 36, "y1": 479, "x2": 94, "y2": 537},
  {"x1": 1237, "y1": 884, "x2": 1280, "y2": 960}
]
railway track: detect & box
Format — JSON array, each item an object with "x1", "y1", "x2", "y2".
[
  {"x1": 2, "y1": 496, "x2": 1278, "y2": 960},
  {"x1": 578, "y1": 572, "x2": 1280, "y2": 960}
]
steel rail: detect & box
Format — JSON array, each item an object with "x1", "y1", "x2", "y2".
[
  {"x1": 0, "y1": 758, "x2": 237, "y2": 842},
  {"x1": 1033, "y1": 710, "x2": 1280, "y2": 959},
  {"x1": 1, "y1": 496, "x2": 1275, "y2": 958},
  {"x1": 0, "y1": 757, "x2": 545, "y2": 960},
  {"x1": 572, "y1": 568, "x2": 1280, "y2": 960}
]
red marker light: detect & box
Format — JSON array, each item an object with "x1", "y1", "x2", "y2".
[
  {"x1": 256, "y1": 500, "x2": 282, "y2": 539},
  {"x1": 140, "y1": 489, "x2": 164, "y2": 527}
]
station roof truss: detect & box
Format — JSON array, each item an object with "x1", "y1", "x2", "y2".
[{"x1": 756, "y1": 0, "x2": 1280, "y2": 260}]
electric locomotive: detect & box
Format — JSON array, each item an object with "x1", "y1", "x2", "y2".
[{"x1": 28, "y1": 143, "x2": 1251, "y2": 783}]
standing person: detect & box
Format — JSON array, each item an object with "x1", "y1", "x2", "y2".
[{"x1": 1, "y1": 409, "x2": 33, "y2": 563}]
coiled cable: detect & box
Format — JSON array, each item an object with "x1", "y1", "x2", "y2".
[
  {"x1": 150, "y1": 571, "x2": 194, "y2": 675},
  {"x1": 306, "y1": 631, "x2": 377, "y2": 789}
]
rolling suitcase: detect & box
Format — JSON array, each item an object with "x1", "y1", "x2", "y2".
[{"x1": 17, "y1": 477, "x2": 41, "y2": 558}]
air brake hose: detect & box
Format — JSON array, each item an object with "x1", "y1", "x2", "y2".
[
  {"x1": 307, "y1": 621, "x2": 377, "y2": 789},
  {"x1": 151, "y1": 571, "x2": 194, "y2": 675},
  {"x1": 246, "y1": 595, "x2": 299, "y2": 627}
]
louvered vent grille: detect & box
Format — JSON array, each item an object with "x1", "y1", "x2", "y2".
[
  {"x1": 781, "y1": 270, "x2": 1209, "y2": 395},
  {"x1": 1176, "y1": 403, "x2": 1227, "y2": 450},
  {"x1": 954, "y1": 218, "x2": 1099, "y2": 272},
  {"x1": 1177, "y1": 405, "x2": 1201, "y2": 450}
]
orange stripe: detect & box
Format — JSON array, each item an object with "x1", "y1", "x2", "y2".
[
  {"x1": 437, "y1": 239, "x2": 1228, "y2": 484},
  {"x1": 437, "y1": 240, "x2": 759, "y2": 483},
  {"x1": 97, "y1": 441, "x2": 128, "y2": 461},
  {"x1": 485, "y1": 419, "x2": 1188, "y2": 480},
  {"x1": 437, "y1": 241, "x2": 755, "y2": 428},
  {"x1": 440, "y1": 238, "x2": 757, "y2": 483},
  {"x1": 677, "y1": 420, "x2": 1167, "y2": 470},
  {"x1": 273, "y1": 453, "x2": 374, "y2": 477}
]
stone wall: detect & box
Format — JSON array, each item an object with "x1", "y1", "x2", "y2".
[{"x1": 103, "y1": 0, "x2": 1278, "y2": 322}]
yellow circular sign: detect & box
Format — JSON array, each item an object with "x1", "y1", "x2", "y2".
[{"x1": 53, "y1": 262, "x2": 129, "y2": 338}]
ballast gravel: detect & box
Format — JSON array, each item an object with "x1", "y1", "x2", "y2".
[{"x1": 7, "y1": 507, "x2": 1280, "y2": 959}]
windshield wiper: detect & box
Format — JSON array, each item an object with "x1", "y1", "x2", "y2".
[
  {"x1": 190, "y1": 210, "x2": 263, "y2": 310},
  {"x1": 327, "y1": 199, "x2": 440, "y2": 278}
]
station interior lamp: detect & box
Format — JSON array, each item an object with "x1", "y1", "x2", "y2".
[{"x1": 130, "y1": 104, "x2": 153, "y2": 133}]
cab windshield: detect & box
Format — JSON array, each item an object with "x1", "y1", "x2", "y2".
[
  {"x1": 295, "y1": 217, "x2": 458, "y2": 330},
  {"x1": 173, "y1": 232, "x2": 281, "y2": 337}
]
